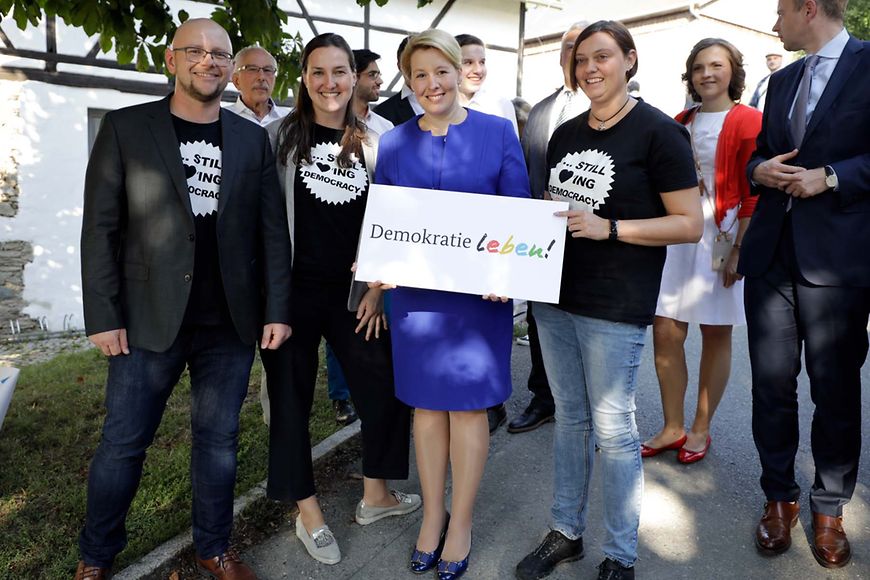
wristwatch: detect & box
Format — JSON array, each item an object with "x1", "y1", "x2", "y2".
[
  {"x1": 824, "y1": 165, "x2": 838, "y2": 190},
  {"x1": 609, "y1": 219, "x2": 619, "y2": 241}
]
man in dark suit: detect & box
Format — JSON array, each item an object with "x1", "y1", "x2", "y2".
[
  {"x1": 742, "y1": 0, "x2": 870, "y2": 569},
  {"x1": 506, "y1": 22, "x2": 588, "y2": 435},
  {"x1": 373, "y1": 35, "x2": 419, "y2": 126},
  {"x1": 75, "y1": 18, "x2": 292, "y2": 580}
]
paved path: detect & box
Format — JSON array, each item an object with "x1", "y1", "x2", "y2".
[{"x1": 244, "y1": 326, "x2": 870, "y2": 579}]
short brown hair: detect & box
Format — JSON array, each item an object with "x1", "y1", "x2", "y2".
[
  {"x1": 570, "y1": 20, "x2": 638, "y2": 91},
  {"x1": 682, "y1": 38, "x2": 747, "y2": 103},
  {"x1": 793, "y1": 0, "x2": 848, "y2": 21}
]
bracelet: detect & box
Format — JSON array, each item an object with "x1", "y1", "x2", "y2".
[
  {"x1": 609, "y1": 219, "x2": 619, "y2": 241},
  {"x1": 732, "y1": 243, "x2": 741, "y2": 249}
]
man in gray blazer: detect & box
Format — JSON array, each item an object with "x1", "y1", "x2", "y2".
[
  {"x1": 76, "y1": 18, "x2": 291, "y2": 580},
  {"x1": 508, "y1": 22, "x2": 588, "y2": 435}
]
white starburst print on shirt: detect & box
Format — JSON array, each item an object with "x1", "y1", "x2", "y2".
[
  {"x1": 180, "y1": 140, "x2": 222, "y2": 217},
  {"x1": 299, "y1": 141, "x2": 367, "y2": 205},
  {"x1": 548, "y1": 149, "x2": 615, "y2": 213}
]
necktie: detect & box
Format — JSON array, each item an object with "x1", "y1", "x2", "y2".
[
  {"x1": 553, "y1": 90, "x2": 574, "y2": 132},
  {"x1": 790, "y1": 55, "x2": 819, "y2": 146}
]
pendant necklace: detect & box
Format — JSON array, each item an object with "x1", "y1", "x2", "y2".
[{"x1": 590, "y1": 96, "x2": 631, "y2": 131}]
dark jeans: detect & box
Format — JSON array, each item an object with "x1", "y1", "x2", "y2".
[
  {"x1": 261, "y1": 282, "x2": 410, "y2": 502},
  {"x1": 79, "y1": 325, "x2": 254, "y2": 567},
  {"x1": 526, "y1": 303, "x2": 554, "y2": 410},
  {"x1": 745, "y1": 217, "x2": 870, "y2": 516}
]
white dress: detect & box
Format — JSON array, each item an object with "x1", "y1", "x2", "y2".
[{"x1": 656, "y1": 111, "x2": 745, "y2": 326}]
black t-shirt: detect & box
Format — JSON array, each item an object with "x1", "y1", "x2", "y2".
[
  {"x1": 545, "y1": 101, "x2": 697, "y2": 325},
  {"x1": 292, "y1": 124, "x2": 369, "y2": 285},
  {"x1": 172, "y1": 115, "x2": 231, "y2": 327}
]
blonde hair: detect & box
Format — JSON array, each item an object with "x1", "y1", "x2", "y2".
[{"x1": 400, "y1": 29, "x2": 462, "y2": 79}]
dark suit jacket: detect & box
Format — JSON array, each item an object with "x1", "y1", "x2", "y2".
[
  {"x1": 741, "y1": 35, "x2": 870, "y2": 287},
  {"x1": 81, "y1": 96, "x2": 292, "y2": 352},
  {"x1": 374, "y1": 92, "x2": 416, "y2": 126},
  {"x1": 522, "y1": 88, "x2": 560, "y2": 199}
]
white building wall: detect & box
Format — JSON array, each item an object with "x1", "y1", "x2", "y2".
[
  {"x1": 522, "y1": 11, "x2": 789, "y2": 112},
  {"x1": 0, "y1": 0, "x2": 521, "y2": 332},
  {"x1": 1, "y1": 83, "x2": 155, "y2": 331}
]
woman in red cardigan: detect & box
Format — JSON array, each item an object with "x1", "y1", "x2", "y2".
[{"x1": 641, "y1": 38, "x2": 761, "y2": 463}]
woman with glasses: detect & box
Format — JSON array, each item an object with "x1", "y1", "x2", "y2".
[
  {"x1": 260, "y1": 32, "x2": 419, "y2": 566},
  {"x1": 373, "y1": 29, "x2": 530, "y2": 580}
]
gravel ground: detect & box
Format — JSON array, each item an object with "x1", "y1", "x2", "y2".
[{"x1": 0, "y1": 332, "x2": 92, "y2": 368}]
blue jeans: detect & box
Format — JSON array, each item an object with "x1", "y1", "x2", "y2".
[
  {"x1": 78, "y1": 325, "x2": 254, "y2": 567},
  {"x1": 534, "y1": 303, "x2": 646, "y2": 568},
  {"x1": 324, "y1": 342, "x2": 350, "y2": 401}
]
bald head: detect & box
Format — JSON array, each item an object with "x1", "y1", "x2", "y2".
[
  {"x1": 171, "y1": 18, "x2": 232, "y2": 49},
  {"x1": 166, "y1": 18, "x2": 233, "y2": 108}
]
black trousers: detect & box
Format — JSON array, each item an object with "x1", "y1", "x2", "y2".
[
  {"x1": 526, "y1": 303, "x2": 554, "y2": 409},
  {"x1": 260, "y1": 282, "x2": 410, "y2": 502},
  {"x1": 745, "y1": 217, "x2": 870, "y2": 516}
]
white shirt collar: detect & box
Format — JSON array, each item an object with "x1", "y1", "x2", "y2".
[
  {"x1": 229, "y1": 96, "x2": 288, "y2": 127},
  {"x1": 814, "y1": 27, "x2": 849, "y2": 59}
]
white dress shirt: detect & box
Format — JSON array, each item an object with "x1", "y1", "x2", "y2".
[
  {"x1": 790, "y1": 27, "x2": 849, "y2": 123},
  {"x1": 228, "y1": 96, "x2": 290, "y2": 127},
  {"x1": 400, "y1": 84, "x2": 425, "y2": 116},
  {"x1": 363, "y1": 107, "x2": 395, "y2": 135},
  {"x1": 548, "y1": 86, "x2": 589, "y2": 137},
  {"x1": 466, "y1": 88, "x2": 519, "y2": 136}
]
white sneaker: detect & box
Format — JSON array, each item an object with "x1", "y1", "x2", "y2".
[
  {"x1": 355, "y1": 489, "x2": 422, "y2": 525},
  {"x1": 516, "y1": 334, "x2": 530, "y2": 346},
  {"x1": 295, "y1": 514, "x2": 341, "y2": 565}
]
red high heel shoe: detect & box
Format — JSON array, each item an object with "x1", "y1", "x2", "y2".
[
  {"x1": 678, "y1": 435, "x2": 712, "y2": 464},
  {"x1": 640, "y1": 434, "x2": 687, "y2": 458}
]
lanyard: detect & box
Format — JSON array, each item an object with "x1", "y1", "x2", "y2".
[{"x1": 688, "y1": 108, "x2": 736, "y2": 236}]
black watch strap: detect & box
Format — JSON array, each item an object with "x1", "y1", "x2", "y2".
[{"x1": 609, "y1": 219, "x2": 619, "y2": 241}]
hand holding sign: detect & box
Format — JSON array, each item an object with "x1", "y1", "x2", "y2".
[
  {"x1": 557, "y1": 209, "x2": 610, "y2": 240},
  {"x1": 355, "y1": 185, "x2": 568, "y2": 303}
]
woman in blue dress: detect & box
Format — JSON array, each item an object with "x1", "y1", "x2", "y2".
[{"x1": 373, "y1": 29, "x2": 530, "y2": 579}]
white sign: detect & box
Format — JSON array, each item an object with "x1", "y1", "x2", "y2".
[
  {"x1": 355, "y1": 184, "x2": 568, "y2": 303},
  {"x1": 0, "y1": 366, "x2": 20, "y2": 431}
]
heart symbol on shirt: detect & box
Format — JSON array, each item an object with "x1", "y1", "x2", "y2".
[
  {"x1": 184, "y1": 164, "x2": 196, "y2": 180},
  {"x1": 316, "y1": 162, "x2": 330, "y2": 172},
  {"x1": 559, "y1": 169, "x2": 574, "y2": 184}
]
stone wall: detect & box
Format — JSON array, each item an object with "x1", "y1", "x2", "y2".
[
  {"x1": 0, "y1": 84, "x2": 38, "y2": 334},
  {"x1": 0, "y1": 241, "x2": 38, "y2": 333}
]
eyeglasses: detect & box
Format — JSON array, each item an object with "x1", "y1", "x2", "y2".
[
  {"x1": 237, "y1": 64, "x2": 278, "y2": 76},
  {"x1": 363, "y1": 70, "x2": 382, "y2": 80},
  {"x1": 172, "y1": 46, "x2": 233, "y2": 67}
]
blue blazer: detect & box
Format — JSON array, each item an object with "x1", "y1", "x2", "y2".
[{"x1": 741, "y1": 35, "x2": 870, "y2": 286}]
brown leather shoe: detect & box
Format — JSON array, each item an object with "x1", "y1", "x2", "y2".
[
  {"x1": 811, "y1": 512, "x2": 851, "y2": 568},
  {"x1": 754, "y1": 500, "x2": 800, "y2": 554},
  {"x1": 196, "y1": 548, "x2": 257, "y2": 579},
  {"x1": 74, "y1": 561, "x2": 111, "y2": 580}
]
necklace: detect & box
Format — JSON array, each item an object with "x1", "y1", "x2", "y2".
[{"x1": 590, "y1": 96, "x2": 631, "y2": 131}]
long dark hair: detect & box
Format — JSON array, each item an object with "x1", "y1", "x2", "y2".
[{"x1": 276, "y1": 33, "x2": 365, "y2": 168}]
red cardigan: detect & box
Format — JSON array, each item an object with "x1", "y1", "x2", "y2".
[{"x1": 675, "y1": 104, "x2": 762, "y2": 228}]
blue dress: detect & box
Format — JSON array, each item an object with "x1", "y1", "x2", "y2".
[{"x1": 374, "y1": 109, "x2": 531, "y2": 411}]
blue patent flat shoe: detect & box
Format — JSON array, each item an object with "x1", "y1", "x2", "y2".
[
  {"x1": 409, "y1": 513, "x2": 450, "y2": 574},
  {"x1": 436, "y1": 543, "x2": 471, "y2": 580}
]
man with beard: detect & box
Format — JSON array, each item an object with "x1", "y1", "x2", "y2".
[
  {"x1": 75, "y1": 18, "x2": 292, "y2": 580},
  {"x1": 352, "y1": 48, "x2": 394, "y2": 135}
]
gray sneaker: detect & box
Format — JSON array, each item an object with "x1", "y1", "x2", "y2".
[
  {"x1": 295, "y1": 514, "x2": 341, "y2": 565},
  {"x1": 355, "y1": 489, "x2": 422, "y2": 525}
]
